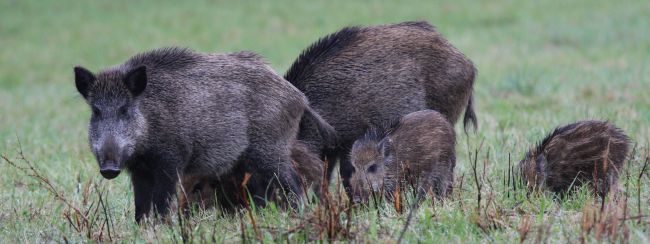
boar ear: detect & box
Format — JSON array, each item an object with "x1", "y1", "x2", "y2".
[
  {"x1": 378, "y1": 138, "x2": 391, "y2": 158},
  {"x1": 535, "y1": 154, "x2": 548, "y2": 176},
  {"x1": 124, "y1": 65, "x2": 147, "y2": 96},
  {"x1": 74, "y1": 66, "x2": 95, "y2": 99},
  {"x1": 535, "y1": 154, "x2": 546, "y2": 168}
]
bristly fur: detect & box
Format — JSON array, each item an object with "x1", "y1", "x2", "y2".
[
  {"x1": 284, "y1": 26, "x2": 361, "y2": 87},
  {"x1": 528, "y1": 122, "x2": 582, "y2": 159},
  {"x1": 520, "y1": 120, "x2": 631, "y2": 197},
  {"x1": 393, "y1": 20, "x2": 437, "y2": 31},
  {"x1": 284, "y1": 21, "x2": 436, "y2": 88},
  {"x1": 357, "y1": 118, "x2": 404, "y2": 145},
  {"x1": 76, "y1": 46, "x2": 321, "y2": 222},
  {"x1": 91, "y1": 47, "x2": 198, "y2": 98},
  {"x1": 285, "y1": 21, "x2": 477, "y2": 191},
  {"x1": 394, "y1": 21, "x2": 478, "y2": 134},
  {"x1": 124, "y1": 47, "x2": 197, "y2": 70},
  {"x1": 230, "y1": 51, "x2": 267, "y2": 63}
]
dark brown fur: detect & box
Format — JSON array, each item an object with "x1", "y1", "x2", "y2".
[
  {"x1": 178, "y1": 164, "x2": 247, "y2": 214},
  {"x1": 348, "y1": 110, "x2": 456, "y2": 203},
  {"x1": 179, "y1": 140, "x2": 325, "y2": 213},
  {"x1": 519, "y1": 120, "x2": 630, "y2": 198},
  {"x1": 285, "y1": 21, "x2": 476, "y2": 192},
  {"x1": 290, "y1": 140, "x2": 325, "y2": 196}
]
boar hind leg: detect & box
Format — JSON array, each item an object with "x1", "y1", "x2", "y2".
[
  {"x1": 322, "y1": 148, "x2": 341, "y2": 183},
  {"x1": 243, "y1": 148, "x2": 303, "y2": 208},
  {"x1": 321, "y1": 147, "x2": 353, "y2": 194},
  {"x1": 336, "y1": 148, "x2": 355, "y2": 196},
  {"x1": 419, "y1": 174, "x2": 451, "y2": 201}
]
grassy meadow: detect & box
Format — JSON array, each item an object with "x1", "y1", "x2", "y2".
[{"x1": 1, "y1": 0, "x2": 649, "y2": 242}]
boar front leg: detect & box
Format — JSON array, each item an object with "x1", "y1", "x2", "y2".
[
  {"x1": 151, "y1": 166, "x2": 179, "y2": 219},
  {"x1": 131, "y1": 170, "x2": 154, "y2": 223},
  {"x1": 130, "y1": 159, "x2": 180, "y2": 223}
]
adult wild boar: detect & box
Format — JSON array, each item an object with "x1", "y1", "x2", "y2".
[
  {"x1": 519, "y1": 120, "x2": 630, "y2": 198},
  {"x1": 284, "y1": 21, "x2": 476, "y2": 190},
  {"x1": 348, "y1": 110, "x2": 456, "y2": 203},
  {"x1": 74, "y1": 47, "x2": 336, "y2": 222}
]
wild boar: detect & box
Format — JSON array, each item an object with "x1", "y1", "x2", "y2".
[
  {"x1": 348, "y1": 110, "x2": 456, "y2": 203},
  {"x1": 284, "y1": 21, "x2": 476, "y2": 192},
  {"x1": 74, "y1": 47, "x2": 336, "y2": 222},
  {"x1": 519, "y1": 120, "x2": 630, "y2": 198}
]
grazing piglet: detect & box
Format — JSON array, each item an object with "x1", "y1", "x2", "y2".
[
  {"x1": 284, "y1": 21, "x2": 476, "y2": 191},
  {"x1": 74, "y1": 47, "x2": 336, "y2": 222},
  {"x1": 178, "y1": 164, "x2": 247, "y2": 214},
  {"x1": 179, "y1": 140, "x2": 325, "y2": 214},
  {"x1": 348, "y1": 110, "x2": 456, "y2": 203},
  {"x1": 519, "y1": 120, "x2": 630, "y2": 198}
]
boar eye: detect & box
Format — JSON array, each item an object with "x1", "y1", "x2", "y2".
[
  {"x1": 192, "y1": 184, "x2": 203, "y2": 194},
  {"x1": 367, "y1": 164, "x2": 378, "y2": 173},
  {"x1": 118, "y1": 105, "x2": 129, "y2": 116},
  {"x1": 91, "y1": 106, "x2": 101, "y2": 117}
]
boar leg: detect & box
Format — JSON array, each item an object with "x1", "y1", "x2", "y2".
[
  {"x1": 322, "y1": 147, "x2": 354, "y2": 193},
  {"x1": 322, "y1": 148, "x2": 340, "y2": 183},
  {"x1": 419, "y1": 167, "x2": 452, "y2": 201},
  {"x1": 131, "y1": 158, "x2": 180, "y2": 223},
  {"x1": 244, "y1": 148, "x2": 304, "y2": 208},
  {"x1": 131, "y1": 170, "x2": 154, "y2": 223},
  {"x1": 151, "y1": 167, "x2": 179, "y2": 219},
  {"x1": 337, "y1": 147, "x2": 355, "y2": 196}
]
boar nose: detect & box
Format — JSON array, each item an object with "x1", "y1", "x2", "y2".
[{"x1": 100, "y1": 161, "x2": 121, "y2": 179}]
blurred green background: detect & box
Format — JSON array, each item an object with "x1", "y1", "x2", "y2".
[{"x1": 1, "y1": 0, "x2": 648, "y2": 242}]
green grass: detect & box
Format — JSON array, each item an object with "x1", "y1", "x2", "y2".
[{"x1": 1, "y1": 0, "x2": 649, "y2": 242}]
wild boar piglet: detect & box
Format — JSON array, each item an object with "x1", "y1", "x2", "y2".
[
  {"x1": 349, "y1": 110, "x2": 456, "y2": 203},
  {"x1": 519, "y1": 120, "x2": 630, "y2": 198}
]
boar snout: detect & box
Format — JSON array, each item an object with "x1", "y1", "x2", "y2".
[
  {"x1": 96, "y1": 135, "x2": 124, "y2": 179},
  {"x1": 350, "y1": 178, "x2": 369, "y2": 204},
  {"x1": 351, "y1": 191, "x2": 371, "y2": 205},
  {"x1": 100, "y1": 161, "x2": 121, "y2": 179}
]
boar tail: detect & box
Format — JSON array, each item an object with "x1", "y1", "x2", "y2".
[
  {"x1": 463, "y1": 92, "x2": 478, "y2": 133},
  {"x1": 304, "y1": 106, "x2": 338, "y2": 148}
]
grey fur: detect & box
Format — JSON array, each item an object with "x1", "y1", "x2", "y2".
[
  {"x1": 74, "y1": 47, "x2": 335, "y2": 222},
  {"x1": 289, "y1": 140, "x2": 326, "y2": 197},
  {"x1": 348, "y1": 110, "x2": 456, "y2": 203}
]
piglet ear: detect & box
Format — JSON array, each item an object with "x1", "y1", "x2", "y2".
[
  {"x1": 74, "y1": 66, "x2": 96, "y2": 99},
  {"x1": 379, "y1": 138, "x2": 392, "y2": 158},
  {"x1": 536, "y1": 154, "x2": 548, "y2": 175},
  {"x1": 123, "y1": 65, "x2": 147, "y2": 96}
]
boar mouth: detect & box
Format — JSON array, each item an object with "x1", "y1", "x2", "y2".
[{"x1": 100, "y1": 161, "x2": 121, "y2": 179}]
